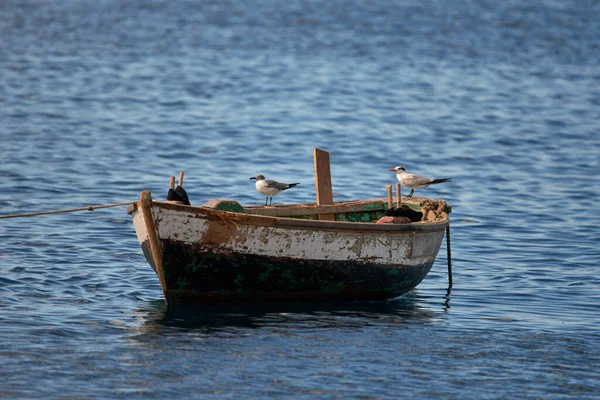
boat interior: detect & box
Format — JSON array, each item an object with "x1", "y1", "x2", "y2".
[{"x1": 199, "y1": 197, "x2": 450, "y2": 224}]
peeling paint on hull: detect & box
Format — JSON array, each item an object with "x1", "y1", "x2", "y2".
[
  {"x1": 140, "y1": 240, "x2": 434, "y2": 304},
  {"x1": 130, "y1": 198, "x2": 449, "y2": 304}
]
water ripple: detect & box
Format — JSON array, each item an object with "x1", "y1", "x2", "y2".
[{"x1": 1, "y1": 0, "x2": 600, "y2": 398}]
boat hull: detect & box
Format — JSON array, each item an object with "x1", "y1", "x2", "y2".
[
  {"x1": 130, "y1": 197, "x2": 448, "y2": 304},
  {"x1": 141, "y1": 240, "x2": 435, "y2": 304}
]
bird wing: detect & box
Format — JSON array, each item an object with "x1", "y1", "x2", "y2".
[
  {"x1": 265, "y1": 180, "x2": 291, "y2": 191},
  {"x1": 401, "y1": 173, "x2": 433, "y2": 187}
]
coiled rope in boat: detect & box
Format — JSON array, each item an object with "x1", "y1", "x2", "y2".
[{"x1": 0, "y1": 201, "x2": 137, "y2": 220}]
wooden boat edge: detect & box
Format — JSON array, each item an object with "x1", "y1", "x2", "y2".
[{"x1": 128, "y1": 194, "x2": 449, "y2": 233}]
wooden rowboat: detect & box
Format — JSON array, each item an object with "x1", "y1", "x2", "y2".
[{"x1": 128, "y1": 191, "x2": 450, "y2": 304}]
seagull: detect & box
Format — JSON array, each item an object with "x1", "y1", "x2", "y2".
[
  {"x1": 388, "y1": 166, "x2": 451, "y2": 197},
  {"x1": 249, "y1": 175, "x2": 300, "y2": 206}
]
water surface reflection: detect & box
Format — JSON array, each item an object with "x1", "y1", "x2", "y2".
[{"x1": 135, "y1": 292, "x2": 451, "y2": 336}]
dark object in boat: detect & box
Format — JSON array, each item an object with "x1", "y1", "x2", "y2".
[
  {"x1": 385, "y1": 205, "x2": 422, "y2": 222},
  {"x1": 167, "y1": 185, "x2": 191, "y2": 205}
]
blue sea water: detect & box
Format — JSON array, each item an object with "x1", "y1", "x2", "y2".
[{"x1": 1, "y1": 0, "x2": 600, "y2": 398}]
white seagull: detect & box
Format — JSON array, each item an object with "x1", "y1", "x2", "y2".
[
  {"x1": 249, "y1": 175, "x2": 300, "y2": 206},
  {"x1": 388, "y1": 166, "x2": 451, "y2": 197}
]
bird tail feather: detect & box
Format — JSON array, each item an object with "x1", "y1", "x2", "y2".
[{"x1": 430, "y1": 178, "x2": 451, "y2": 185}]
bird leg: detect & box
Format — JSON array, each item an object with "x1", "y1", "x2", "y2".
[
  {"x1": 408, "y1": 189, "x2": 414, "y2": 197},
  {"x1": 269, "y1": 196, "x2": 273, "y2": 206},
  {"x1": 264, "y1": 196, "x2": 268, "y2": 206}
]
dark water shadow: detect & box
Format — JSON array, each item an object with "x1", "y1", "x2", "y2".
[{"x1": 134, "y1": 291, "x2": 451, "y2": 335}]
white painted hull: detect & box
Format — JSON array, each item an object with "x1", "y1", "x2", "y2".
[{"x1": 130, "y1": 197, "x2": 449, "y2": 304}]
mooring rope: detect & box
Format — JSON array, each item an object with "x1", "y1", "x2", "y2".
[
  {"x1": 0, "y1": 201, "x2": 138, "y2": 220},
  {"x1": 446, "y1": 224, "x2": 453, "y2": 287}
]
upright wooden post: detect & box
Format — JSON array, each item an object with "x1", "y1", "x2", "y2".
[
  {"x1": 396, "y1": 183, "x2": 401, "y2": 207},
  {"x1": 313, "y1": 148, "x2": 334, "y2": 221},
  {"x1": 169, "y1": 176, "x2": 175, "y2": 190},
  {"x1": 386, "y1": 184, "x2": 393, "y2": 209},
  {"x1": 178, "y1": 171, "x2": 185, "y2": 187},
  {"x1": 139, "y1": 190, "x2": 167, "y2": 299}
]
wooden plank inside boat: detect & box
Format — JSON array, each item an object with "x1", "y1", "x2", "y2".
[{"x1": 244, "y1": 198, "x2": 423, "y2": 217}]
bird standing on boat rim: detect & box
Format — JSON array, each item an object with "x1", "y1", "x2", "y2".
[
  {"x1": 250, "y1": 175, "x2": 300, "y2": 206},
  {"x1": 388, "y1": 166, "x2": 451, "y2": 197}
]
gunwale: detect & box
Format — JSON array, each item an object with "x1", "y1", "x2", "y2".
[{"x1": 130, "y1": 198, "x2": 449, "y2": 234}]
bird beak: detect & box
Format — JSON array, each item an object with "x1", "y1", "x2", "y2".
[
  {"x1": 388, "y1": 168, "x2": 396, "y2": 172},
  {"x1": 249, "y1": 177, "x2": 256, "y2": 180}
]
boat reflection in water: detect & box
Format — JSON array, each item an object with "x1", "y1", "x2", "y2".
[{"x1": 133, "y1": 290, "x2": 452, "y2": 336}]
